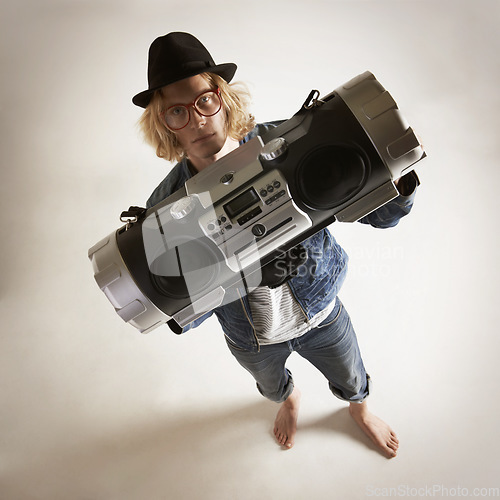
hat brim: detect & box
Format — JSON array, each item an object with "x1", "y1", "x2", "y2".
[{"x1": 132, "y1": 62, "x2": 237, "y2": 108}]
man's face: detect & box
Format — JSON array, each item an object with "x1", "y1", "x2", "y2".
[{"x1": 161, "y1": 74, "x2": 228, "y2": 171}]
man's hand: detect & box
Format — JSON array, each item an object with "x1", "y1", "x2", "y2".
[{"x1": 394, "y1": 170, "x2": 420, "y2": 196}]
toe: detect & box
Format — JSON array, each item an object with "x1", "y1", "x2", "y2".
[
  {"x1": 390, "y1": 437, "x2": 399, "y2": 449},
  {"x1": 385, "y1": 443, "x2": 397, "y2": 457},
  {"x1": 276, "y1": 432, "x2": 285, "y2": 445}
]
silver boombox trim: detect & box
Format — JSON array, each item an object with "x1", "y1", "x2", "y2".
[{"x1": 89, "y1": 71, "x2": 426, "y2": 334}]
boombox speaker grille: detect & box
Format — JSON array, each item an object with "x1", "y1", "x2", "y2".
[
  {"x1": 296, "y1": 145, "x2": 368, "y2": 210},
  {"x1": 149, "y1": 237, "x2": 222, "y2": 300}
]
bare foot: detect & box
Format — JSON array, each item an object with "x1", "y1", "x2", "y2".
[
  {"x1": 349, "y1": 401, "x2": 399, "y2": 458},
  {"x1": 274, "y1": 388, "x2": 301, "y2": 449}
]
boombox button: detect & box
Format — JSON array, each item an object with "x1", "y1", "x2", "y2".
[
  {"x1": 266, "y1": 190, "x2": 286, "y2": 204},
  {"x1": 260, "y1": 189, "x2": 268, "y2": 197},
  {"x1": 252, "y1": 224, "x2": 267, "y2": 237}
]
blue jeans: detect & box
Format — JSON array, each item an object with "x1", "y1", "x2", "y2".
[{"x1": 226, "y1": 298, "x2": 370, "y2": 404}]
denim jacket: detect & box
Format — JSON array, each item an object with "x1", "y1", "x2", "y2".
[{"x1": 146, "y1": 123, "x2": 418, "y2": 352}]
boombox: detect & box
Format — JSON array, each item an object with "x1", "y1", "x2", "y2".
[{"x1": 89, "y1": 71, "x2": 426, "y2": 334}]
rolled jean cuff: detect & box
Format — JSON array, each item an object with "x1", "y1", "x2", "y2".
[
  {"x1": 329, "y1": 374, "x2": 371, "y2": 404},
  {"x1": 257, "y1": 369, "x2": 294, "y2": 403}
]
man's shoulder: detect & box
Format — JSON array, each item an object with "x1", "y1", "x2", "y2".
[
  {"x1": 146, "y1": 159, "x2": 190, "y2": 208},
  {"x1": 256, "y1": 121, "x2": 284, "y2": 133},
  {"x1": 241, "y1": 121, "x2": 285, "y2": 144}
]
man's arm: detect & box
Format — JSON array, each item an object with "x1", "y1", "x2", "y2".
[{"x1": 357, "y1": 170, "x2": 420, "y2": 229}]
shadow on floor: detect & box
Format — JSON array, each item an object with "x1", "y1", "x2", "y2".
[
  {"x1": 300, "y1": 407, "x2": 383, "y2": 456},
  {"x1": 1, "y1": 401, "x2": 377, "y2": 499}
]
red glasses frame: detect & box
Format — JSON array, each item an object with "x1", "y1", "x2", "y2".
[{"x1": 162, "y1": 87, "x2": 222, "y2": 131}]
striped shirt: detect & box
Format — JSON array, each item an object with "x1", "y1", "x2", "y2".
[{"x1": 248, "y1": 285, "x2": 336, "y2": 345}]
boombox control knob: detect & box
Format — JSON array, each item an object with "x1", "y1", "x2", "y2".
[
  {"x1": 252, "y1": 223, "x2": 267, "y2": 237},
  {"x1": 170, "y1": 196, "x2": 196, "y2": 220},
  {"x1": 260, "y1": 137, "x2": 288, "y2": 161}
]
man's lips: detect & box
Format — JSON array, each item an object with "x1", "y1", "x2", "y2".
[{"x1": 192, "y1": 133, "x2": 214, "y2": 144}]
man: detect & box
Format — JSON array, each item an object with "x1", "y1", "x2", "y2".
[{"x1": 132, "y1": 32, "x2": 418, "y2": 456}]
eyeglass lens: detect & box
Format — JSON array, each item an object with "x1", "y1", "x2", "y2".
[{"x1": 164, "y1": 90, "x2": 221, "y2": 130}]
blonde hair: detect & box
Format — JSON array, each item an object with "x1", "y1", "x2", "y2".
[{"x1": 138, "y1": 73, "x2": 256, "y2": 163}]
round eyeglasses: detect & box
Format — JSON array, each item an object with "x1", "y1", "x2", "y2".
[{"x1": 162, "y1": 88, "x2": 222, "y2": 131}]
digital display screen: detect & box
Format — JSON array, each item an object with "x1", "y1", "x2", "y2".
[{"x1": 224, "y1": 188, "x2": 260, "y2": 219}]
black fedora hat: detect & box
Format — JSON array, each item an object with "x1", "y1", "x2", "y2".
[{"x1": 132, "y1": 32, "x2": 237, "y2": 108}]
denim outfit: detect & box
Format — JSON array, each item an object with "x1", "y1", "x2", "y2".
[{"x1": 146, "y1": 123, "x2": 417, "y2": 403}]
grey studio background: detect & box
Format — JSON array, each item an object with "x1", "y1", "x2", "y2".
[{"x1": 1, "y1": 0, "x2": 499, "y2": 499}]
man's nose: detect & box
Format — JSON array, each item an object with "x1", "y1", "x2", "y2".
[{"x1": 188, "y1": 105, "x2": 206, "y2": 127}]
